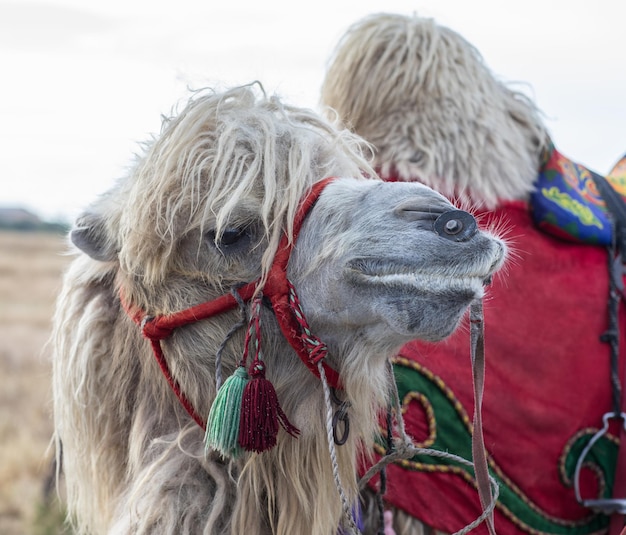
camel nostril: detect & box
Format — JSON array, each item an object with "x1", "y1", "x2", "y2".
[{"x1": 433, "y1": 210, "x2": 477, "y2": 242}]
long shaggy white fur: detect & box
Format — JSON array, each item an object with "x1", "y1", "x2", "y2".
[
  {"x1": 321, "y1": 13, "x2": 551, "y2": 208},
  {"x1": 53, "y1": 84, "x2": 376, "y2": 535}
]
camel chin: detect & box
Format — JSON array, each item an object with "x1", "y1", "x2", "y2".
[{"x1": 357, "y1": 273, "x2": 487, "y2": 335}]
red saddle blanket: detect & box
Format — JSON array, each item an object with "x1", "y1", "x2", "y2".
[{"x1": 368, "y1": 201, "x2": 625, "y2": 535}]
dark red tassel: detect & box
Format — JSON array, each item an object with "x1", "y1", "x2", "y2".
[{"x1": 238, "y1": 361, "x2": 300, "y2": 453}]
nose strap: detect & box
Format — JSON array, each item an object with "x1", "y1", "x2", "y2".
[{"x1": 434, "y1": 209, "x2": 477, "y2": 242}]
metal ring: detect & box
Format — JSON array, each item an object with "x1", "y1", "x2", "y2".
[
  {"x1": 332, "y1": 407, "x2": 350, "y2": 446},
  {"x1": 330, "y1": 388, "x2": 343, "y2": 405},
  {"x1": 573, "y1": 412, "x2": 626, "y2": 510}
]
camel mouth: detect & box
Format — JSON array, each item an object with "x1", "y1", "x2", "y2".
[
  {"x1": 353, "y1": 271, "x2": 487, "y2": 296},
  {"x1": 345, "y1": 258, "x2": 492, "y2": 303},
  {"x1": 346, "y1": 258, "x2": 496, "y2": 287}
]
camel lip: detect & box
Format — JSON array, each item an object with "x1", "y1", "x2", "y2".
[
  {"x1": 346, "y1": 257, "x2": 495, "y2": 282},
  {"x1": 348, "y1": 269, "x2": 487, "y2": 292},
  {"x1": 345, "y1": 261, "x2": 488, "y2": 300}
]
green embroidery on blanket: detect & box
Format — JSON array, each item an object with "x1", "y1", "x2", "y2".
[{"x1": 376, "y1": 358, "x2": 615, "y2": 535}]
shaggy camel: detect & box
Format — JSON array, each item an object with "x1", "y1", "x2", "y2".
[
  {"x1": 52, "y1": 84, "x2": 505, "y2": 535},
  {"x1": 321, "y1": 12, "x2": 626, "y2": 535}
]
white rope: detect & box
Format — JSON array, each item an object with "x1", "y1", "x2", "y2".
[
  {"x1": 358, "y1": 361, "x2": 500, "y2": 535},
  {"x1": 318, "y1": 361, "x2": 362, "y2": 535},
  {"x1": 359, "y1": 444, "x2": 499, "y2": 535}
]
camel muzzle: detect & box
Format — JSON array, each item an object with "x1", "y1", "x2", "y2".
[{"x1": 433, "y1": 209, "x2": 477, "y2": 242}]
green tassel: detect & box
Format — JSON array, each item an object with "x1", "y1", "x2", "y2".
[{"x1": 204, "y1": 366, "x2": 249, "y2": 458}]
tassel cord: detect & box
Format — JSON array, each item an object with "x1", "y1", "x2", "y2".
[
  {"x1": 238, "y1": 297, "x2": 300, "y2": 453},
  {"x1": 215, "y1": 285, "x2": 249, "y2": 390}
]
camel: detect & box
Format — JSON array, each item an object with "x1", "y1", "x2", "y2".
[
  {"x1": 51, "y1": 83, "x2": 506, "y2": 535},
  {"x1": 321, "y1": 12, "x2": 626, "y2": 535}
]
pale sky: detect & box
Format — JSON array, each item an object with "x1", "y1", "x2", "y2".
[{"x1": 2, "y1": 0, "x2": 625, "y2": 221}]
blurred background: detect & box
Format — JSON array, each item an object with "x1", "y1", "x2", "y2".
[{"x1": 1, "y1": 1, "x2": 624, "y2": 533}]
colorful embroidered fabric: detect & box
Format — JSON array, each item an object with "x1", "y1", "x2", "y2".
[
  {"x1": 365, "y1": 152, "x2": 626, "y2": 535},
  {"x1": 530, "y1": 147, "x2": 626, "y2": 244}
]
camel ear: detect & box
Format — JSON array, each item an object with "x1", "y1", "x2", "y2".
[{"x1": 70, "y1": 212, "x2": 118, "y2": 262}]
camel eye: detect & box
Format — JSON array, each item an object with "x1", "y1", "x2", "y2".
[
  {"x1": 221, "y1": 229, "x2": 245, "y2": 246},
  {"x1": 409, "y1": 150, "x2": 425, "y2": 163},
  {"x1": 206, "y1": 227, "x2": 250, "y2": 250}
]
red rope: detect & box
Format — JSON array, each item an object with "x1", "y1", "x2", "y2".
[
  {"x1": 149, "y1": 338, "x2": 207, "y2": 430},
  {"x1": 143, "y1": 282, "x2": 258, "y2": 339}
]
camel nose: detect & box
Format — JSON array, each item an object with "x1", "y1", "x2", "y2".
[{"x1": 433, "y1": 210, "x2": 477, "y2": 242}]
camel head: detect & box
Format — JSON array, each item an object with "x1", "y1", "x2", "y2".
[
  {"x1": 289, "y1": 179, "x2": 505, "y2": 351},
  {"x1": 321, "y1": 12, "x2": 552, "y2": 208},
  {"x1": 55, "y1": 84, "x2": 506, "y2": 535}
]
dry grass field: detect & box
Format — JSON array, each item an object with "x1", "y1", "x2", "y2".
[{"x1": 0, "y1": 230, "x2": 73, "y2": 535}]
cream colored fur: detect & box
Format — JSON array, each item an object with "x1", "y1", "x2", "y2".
[
  {"x1": 321, "y1": 13, "x2": 551, "y2": 209},
  {"x1": 52, "y1": 83, "x2": 505, "y2": 535}
]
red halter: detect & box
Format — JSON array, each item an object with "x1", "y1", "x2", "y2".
[{"x1": 122, "y1": 177, "x2": 341, "y2": 431}]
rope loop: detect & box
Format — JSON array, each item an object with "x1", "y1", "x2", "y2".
[
  {"x1": 318, "y1": 361, "x2": 361, "y2": 534},
  {"x1": 308, "y1": 342, "x2": 329, "y2": 365},
  {"x1": 141, "y1": 317, "x2": 174, "y2": 341}
]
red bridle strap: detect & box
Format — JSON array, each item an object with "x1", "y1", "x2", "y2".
[
  {"x1": 121, "y1": 177, "x2": 341, "y2": 431},
  {"x1": 264, "y1": 177, "x2": 341, "y2": 387}
]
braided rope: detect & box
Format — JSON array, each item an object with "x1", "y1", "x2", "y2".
[
  {"x1": 288, "y1": 281, "x2": 329, "y2": 364},
  {"x1": 318, "y1": 361, "x2": 361, "y2": 535},
  {"x1": 359, "y1": 442, "x2": 499, "y2": 535}
]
